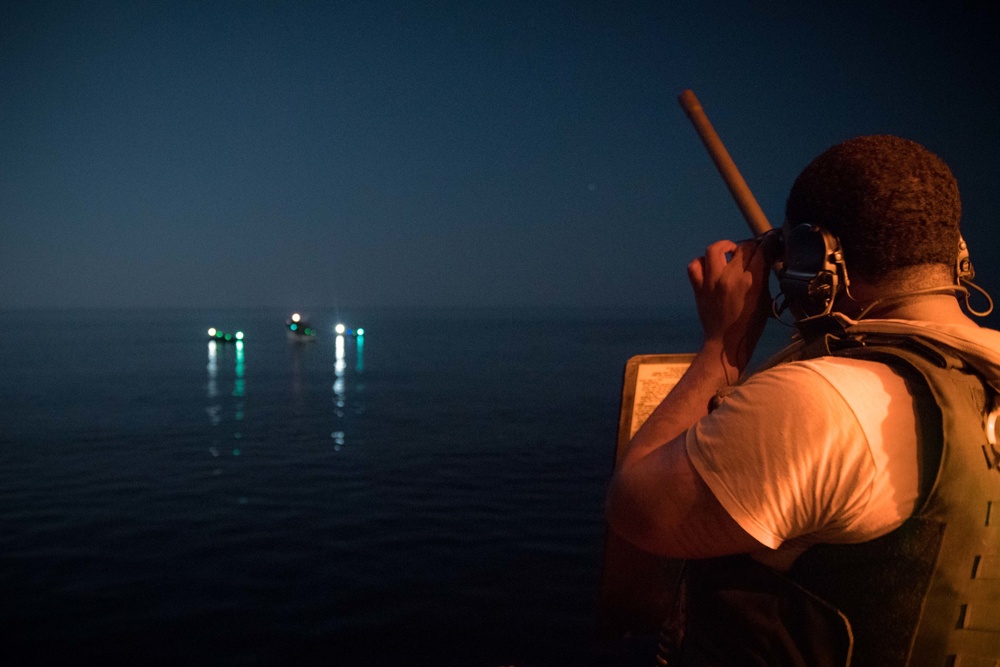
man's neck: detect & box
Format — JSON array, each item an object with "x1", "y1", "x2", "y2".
[{"x1": 839, "y1": 285, "x2": 978, "y2": 328}]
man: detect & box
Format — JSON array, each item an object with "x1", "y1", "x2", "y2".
[{"x1": 605, "y1": 135, "x2": 1000, "y2": 665}]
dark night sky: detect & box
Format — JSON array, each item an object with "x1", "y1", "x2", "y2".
[{"x1": 3, "y1": 1, "x2": 998, "y2": 319}]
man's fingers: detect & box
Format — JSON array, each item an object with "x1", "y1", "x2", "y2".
[
  {"x1": 702, "y1": 240, "x2": 738, "y2": 283},
  {"x1": 690, "y1": 237, "x2": 773, "y2": 295},
  {"x1": 687, "y1": 256, "x2": 705, "y2": 289}
]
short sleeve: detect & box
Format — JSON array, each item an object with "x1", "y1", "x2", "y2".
[{"x1": 685, "y1": 362, "x2": 879, "y2": 550}]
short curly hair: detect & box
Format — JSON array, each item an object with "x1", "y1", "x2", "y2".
[{"x1": 785, "y1": 135, "x2": 961, "y2": 281}]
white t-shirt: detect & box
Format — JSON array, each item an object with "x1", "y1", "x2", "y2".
[{"x1": 685, "y1": 320, "x2": 1000, "y2": 570}]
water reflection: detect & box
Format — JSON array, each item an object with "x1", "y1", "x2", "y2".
[
  {"x1": 332, "y1": 334, "x2": 346, "y2": 451},
  {"x1": 356, "y1": 332, "x2": 364, "y2": 372},
  {"x1": 334, "y1": 334, "x2": 346, "y2": 413},
  {"x1": 234, "y1": 341, "x2": 245, "y2": 398},
  {"x1": 207, "y1": 340, "x2": 220, "y2": 425},
  {"x1": 331, "y1": 330, "x2": 365, "y2": 451},
  {"x1": 233, "y1": 341, "x2": 245, "y2": 436},
  {"x1": 206, "y1": 338, "x2": 246, "y2": 470}
]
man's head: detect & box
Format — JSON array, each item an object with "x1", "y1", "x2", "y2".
[{"x1": 785, "y1": 135, "x2": 961, "y2": 286}]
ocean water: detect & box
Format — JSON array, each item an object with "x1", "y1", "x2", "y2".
[{"x1": 0, "y1": 307, "x2": 791, "y2": 666}]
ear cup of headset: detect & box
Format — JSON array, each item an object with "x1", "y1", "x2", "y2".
[{"x1": 776, "y1": 224, "x2": 848, "y2": 319}]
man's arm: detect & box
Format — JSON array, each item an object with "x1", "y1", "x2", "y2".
[
  {"x1": 606, "y1": 236, "x2": 774, "y2": 558},
  {"x1": 607, "y1": 430, "x2": 765, "y2": 558}
]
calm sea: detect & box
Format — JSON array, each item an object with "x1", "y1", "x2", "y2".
[{"x1": 0, "y1": 307, "x2": 791, "y2": 666}]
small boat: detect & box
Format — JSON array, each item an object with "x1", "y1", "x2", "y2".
[
  {"x1": 208, "y1": 327, "x2": 243, "y2": 343},
  {"x1": 286, "y1": 313, "x2": 317, "y2": 342}
]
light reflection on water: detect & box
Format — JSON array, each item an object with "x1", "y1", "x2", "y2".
[
  {"x1": 234, "y1": 340, "x2": 245, "y2": 399},
  {"x1": 334, "y1": 333, "x2": 346, "y2": 410},
  {"x1": 209, "y1": 327, "x2": 367, "y2": 458},
  {"x1": 331, "y1": 332, "x2": 366, "y2": 452},
  {"x1": 356, "y1": 333, "x2": 365, "y2": 372},
  {"x1": 206, "y1": 339, "x2": 245, "y2": 464},
  {"x1": 206, "y1": 339, "x2": 218, "y2": 401}
]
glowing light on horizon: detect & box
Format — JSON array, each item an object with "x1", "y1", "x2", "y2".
[
  {"x1": 335, "y1": 323, "x2": 346, "y2": 334},
  {"x1": 291, "y1": 313, "x2": 301, "y2": 323},
  {"x1": 208, "y1": 327, "x2": 217, "y2": 336}
]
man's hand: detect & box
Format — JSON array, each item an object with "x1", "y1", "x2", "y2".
[{"x1": 687, "y1": 235, "x2": 775, "y2": 379}]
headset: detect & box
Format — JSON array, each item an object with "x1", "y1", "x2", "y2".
[{"x1": 771, "y1": 223, "x2": 994, "y2": 325}]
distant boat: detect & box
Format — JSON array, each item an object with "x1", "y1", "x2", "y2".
[
  {"x1": 208, "y1": 327, "x2": 243, "y2": 343},
  {"x1": 286, "y1": 313, "x2": 317, "y2": 342}
]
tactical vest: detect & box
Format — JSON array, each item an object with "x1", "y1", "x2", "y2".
[{"x1": 676, "y1": 332, "x2": 1000, "y2": 666}]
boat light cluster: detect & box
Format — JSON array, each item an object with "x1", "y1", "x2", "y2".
[
  {"x1": 335, "y1": 323, "x2": 364, "y2": 337},
  {"x1": 208, "y1": 327, "x2": 244, "y2": 342},
  {"x1": 208, "y1": 315, "x2": 365, "y2": 344}
]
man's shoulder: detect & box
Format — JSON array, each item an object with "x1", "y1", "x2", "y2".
[
  {"x1": 842, "y1": 318, "x2": 1000, "y2": 353},
  {"x1": 730, "y1": 352, "x2": 912, "y2": 430},
  {"x1": 734, "y1": 357, "x2": 896, "y2": 415},
  {"x1": 752, "y1": 354, "x2": 899, "y2": 387},
  {"x1": 763, "y1": 318, "x2": 1000, "y2": 386},
  {"x1": 842, "y1": 319, "x2": 1000, "y2": 391}
]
